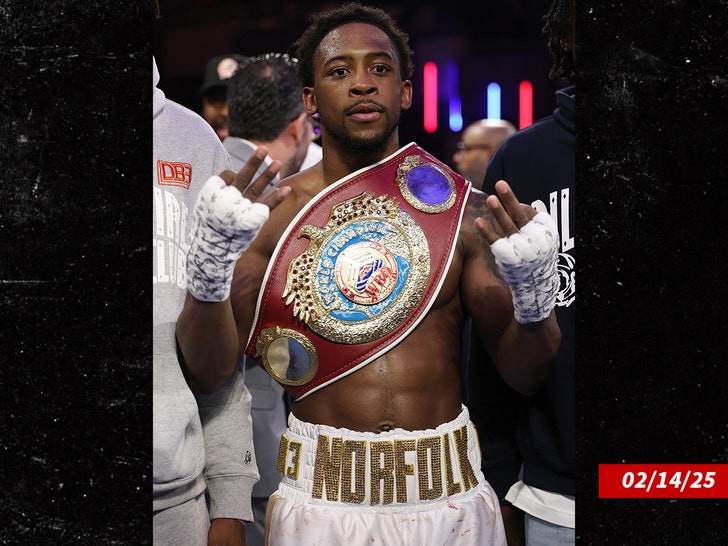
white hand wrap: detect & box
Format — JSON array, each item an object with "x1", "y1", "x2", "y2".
[
  {"x1": 186, "y1": 176, "x2": 270, "y2": 302},
  {"x1": 489, "y1": 211, "x2": 560, "y2": 324}
]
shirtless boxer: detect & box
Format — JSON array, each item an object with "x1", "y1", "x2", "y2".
[{"x1": 176, "y1": 3, "x2": 560, "y2": 545}]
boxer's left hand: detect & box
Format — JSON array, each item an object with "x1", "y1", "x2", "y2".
[{"x1": 475, "y1": 180, "x2": 560, "y2": 324}]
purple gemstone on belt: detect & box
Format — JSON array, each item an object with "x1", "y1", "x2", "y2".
[{"x1": 407, "y1": 165, "x2": 451, "y2": 205}]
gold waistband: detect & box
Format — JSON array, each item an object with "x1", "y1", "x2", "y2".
[{"x1": 277, "y1": 424, "x2": 481, "y2": 506}]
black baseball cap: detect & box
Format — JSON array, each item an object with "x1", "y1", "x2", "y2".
[{"x1": 196, "y1": 54, "x2": 248, "y2": 98}]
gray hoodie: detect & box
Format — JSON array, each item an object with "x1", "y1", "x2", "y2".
[{"x1": 152, "y1": 57, "x2": 259, "y2": 521}]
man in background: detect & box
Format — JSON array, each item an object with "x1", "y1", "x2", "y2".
[
  {"x1": 198, "y1": 53, "x2": 323, "y2": 168},
  {"x1": 197, "y1": 54, "x2": 246, "y2": 141},
  {"x1": 452, "y1": 118, "x2": 515, "y2": 186},
  {"x1": 224, "y1": 53, "x2": 314, "y2": 181}
]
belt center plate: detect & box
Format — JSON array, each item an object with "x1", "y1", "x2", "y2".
[{"x1": 283, "y1": 192, "x2": 430, "y2": 344}]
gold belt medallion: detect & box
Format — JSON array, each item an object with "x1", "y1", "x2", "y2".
[{"x1": 282, "y1": 191, "x2": 430, "y2": 344}]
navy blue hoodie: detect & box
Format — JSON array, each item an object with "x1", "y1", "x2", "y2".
[{"x1": 465, "y1": 85, "x2": 575, "y2": 499}]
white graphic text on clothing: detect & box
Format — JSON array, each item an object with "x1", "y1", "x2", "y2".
[
  {"x1": 532, "y1": 187, "x2": 574, "y2": 307},
  {"x1": 153, "y1": 186, "x2": 190, "y2": 288}
]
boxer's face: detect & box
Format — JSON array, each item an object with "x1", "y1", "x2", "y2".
[{"x1": 303, "y1": 22, "x2": 412, "y2": 154}]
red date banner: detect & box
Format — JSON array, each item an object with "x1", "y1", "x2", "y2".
[{"x1": 599, "y1": 464, "x2": 728, "y2": 498}]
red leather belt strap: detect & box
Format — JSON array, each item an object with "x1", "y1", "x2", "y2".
[{"x1": 245, "y1": 143, "x2": 471, "y2": 400}]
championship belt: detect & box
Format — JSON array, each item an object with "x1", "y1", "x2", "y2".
[{"x1": 245, "y1": 143, "x2": 471, "y2": 400}]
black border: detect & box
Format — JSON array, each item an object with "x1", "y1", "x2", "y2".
[
  {"x1": 2, "y1": 1, "x2": 727, "y2": 543},
  {"x1": 1, "y1": 2, "x2": 152, "y2": 543}
]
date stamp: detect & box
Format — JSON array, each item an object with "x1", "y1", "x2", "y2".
[{"x1": 599, "y1": 464, "x2": 728, "y2": 498}]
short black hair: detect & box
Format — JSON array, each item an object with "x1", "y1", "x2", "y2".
[
  {"x1": 227, "y1": 53, "x2": 305, "y2": 141},
  {"x1": 291, "y1": 2, "x2": 414, "y2": 87}
]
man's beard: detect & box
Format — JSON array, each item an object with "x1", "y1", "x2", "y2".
[
  {"x1": 211, "y1": 116, "x2": 228, "y2": 140},
  {"x1": 325, "y1": 111, "x2": 399, "y2": 155}
]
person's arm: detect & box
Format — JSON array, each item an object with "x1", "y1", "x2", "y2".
[
  {"x1": 207, "y1": 518, "x2": 246, "y2": 546},
  {"x1": 464, "y1": 339, "x2": 524, "y2": 545},
  {"x1": 193, "y1": 362, "x2": 256, "y2": 546},
  {"x1": 499, "y1": 503, "x2": 525, "y2": 546},
  {"x1": 465, "y1": 329, "x2": 523, "y2": 493},
  {"x1": 176, "y1": 148, "x2": 289, "y2": 394},
  {"x1": 463, "y1": 181, "x2": 561, "y2": 395}
]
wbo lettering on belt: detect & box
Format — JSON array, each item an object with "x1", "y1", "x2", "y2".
[
  {"x1": 278, "y1": 425, "x2": 480, "y2": 505},
  {"x1": 245, "y1": 143, "x2": 471, "y2": 399}
]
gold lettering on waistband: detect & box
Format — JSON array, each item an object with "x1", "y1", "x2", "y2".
[
  {"x1": 394, "y1": 439, "x2": 416, "y2": 504},
  {"x1": 277, "y1": 435, "x2": 288, "y2": 475},
  {"x1": 312, "y1": 434, "x2": 343, "y2": 501},
  {"x1": 287, "y1": 441, "x2": 302, "y2": 480},
  {"x1": 370, "y1": 441, "x2": 395, "y2": 505},
  {"x1": 341, "y1": 440, "x2": 366, "y2": 504},
  {"x1": 443, "y1": 432, "x2": 461, "y2": 496},
  {"x1": 298, "y1": 427, "x2": 479, "y2": 506},
  {"x1": 277, "y1": 434, "x2": 302, "y2": 480},
  {"x1": 417, "y1": 436, "x2": 443, "y2": 501},
  {"x1": 454, "y1": 426, "x2": 478, "y2": 492}
]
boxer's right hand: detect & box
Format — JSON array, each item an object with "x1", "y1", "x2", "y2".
[
  {"x1": 218, "y1": 145, "x2": 289, "y2": 211},
  {"x1": 186, "y1": 147, "x2": 291, "y2": 302}
]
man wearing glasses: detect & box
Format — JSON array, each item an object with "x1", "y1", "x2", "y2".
[{"x1": 452, "y1": 118, "x2": 516, "y2": 187}]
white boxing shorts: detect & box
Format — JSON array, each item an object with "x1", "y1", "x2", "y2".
[{"x1": 264, "y1": 405, "x2": 506, "y2": 545}]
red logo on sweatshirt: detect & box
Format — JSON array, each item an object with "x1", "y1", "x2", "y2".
[{"x1": 157, "y1": 160, "x2": 192, "y2": 188}]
